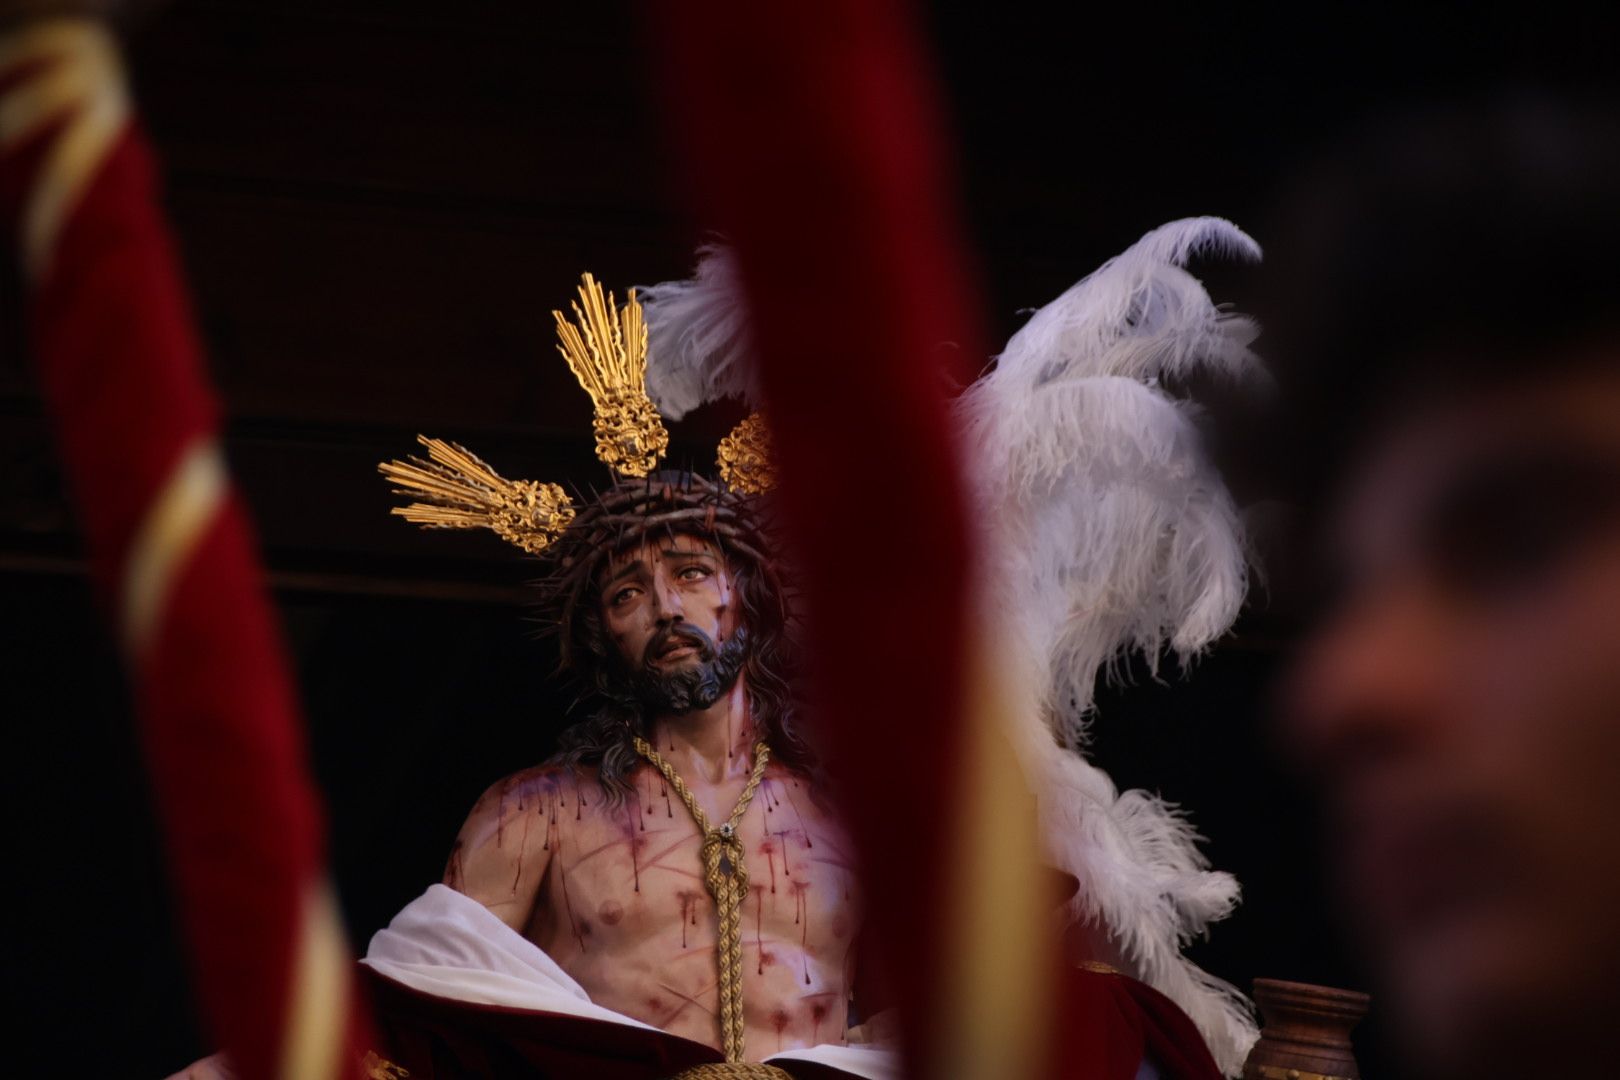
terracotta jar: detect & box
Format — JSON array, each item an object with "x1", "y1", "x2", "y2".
[{"x1": 1242, "y1": 978, "x2": 1370, "y2": 1080}]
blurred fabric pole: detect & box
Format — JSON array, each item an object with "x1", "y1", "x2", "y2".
[
  {"x1": 0, "y1": 18, "x2": 370, "y2": 1079},
  {"x1": 649, "y1": 2, "x2": 1057, "y2": 1076}
]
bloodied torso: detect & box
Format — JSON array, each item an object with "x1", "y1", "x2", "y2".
[{"x1": 446, "y1": 756, "x2": 861, "y2": 1056}]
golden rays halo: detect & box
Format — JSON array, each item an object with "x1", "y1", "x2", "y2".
[{"x1": 379, "y1": 272, "x2": 775, "y2": 556}]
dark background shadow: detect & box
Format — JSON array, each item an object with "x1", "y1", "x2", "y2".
[{"x1": 2, "y1": 2, "x2": 1615, "y2": 1075}]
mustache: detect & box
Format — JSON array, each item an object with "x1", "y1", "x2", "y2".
[
  {"x1": 642, "y1": 623, "x2": 718, "y2": 667},
  {"x1": 614, "y1": 626, "x2": 749, "y2": 714}
]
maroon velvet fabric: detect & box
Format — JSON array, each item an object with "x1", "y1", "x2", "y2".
[
  {"x1": 5, "y1": 84, "x2": 371, "y2": 1077},
  {"x1": 1049, "y1": 968, "x2": 1224, "y2": 1080},
  {"x1": 648, "y1": 1, "x2": 993, "y2": 1069}
]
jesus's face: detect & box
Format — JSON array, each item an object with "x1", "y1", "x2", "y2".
[{"x1": 597, "y1": 534, "x2": 746, "y2": 712}]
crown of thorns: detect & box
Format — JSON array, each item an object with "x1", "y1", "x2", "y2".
[{"x1": 539, "y1": 469, "x2": 790, "y2": 665}]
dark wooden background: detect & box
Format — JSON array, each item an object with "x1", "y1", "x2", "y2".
[{"x1": 3, "y1": 2, "x2": 1615, "y2": 1075}]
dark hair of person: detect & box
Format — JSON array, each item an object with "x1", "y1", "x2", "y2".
[{"x1": 1261, "y1": 95, "x2": 1620, "y2": 517}]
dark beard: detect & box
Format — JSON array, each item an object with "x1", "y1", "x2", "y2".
[{"x1": 619, "y1": 624, "x2": 750, "y2": 714}]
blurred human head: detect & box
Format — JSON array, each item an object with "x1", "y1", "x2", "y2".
[{"x1": 1273, "y1": 98, "x2": 1620, "y2": 1078}]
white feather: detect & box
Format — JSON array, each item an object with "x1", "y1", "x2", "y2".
[
  {"x1": 961, "y1": 217, "x2": 1265, "y2": 1074},
  {"x1": 637, "y1": 243, "x2": 762, "y2": 419}
]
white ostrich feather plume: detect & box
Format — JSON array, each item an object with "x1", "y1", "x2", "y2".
[
  {"x1": 959, "y1": 217, "x2": 1264, "y2": 1074},
  {"x1": 637, "y1": 242, "x2": 761, "y2": 419}
]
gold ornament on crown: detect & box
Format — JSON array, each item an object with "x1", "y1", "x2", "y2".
[
  {"x1": 379, "y1": 271, "x2": 773, "y2": 557},
  {"x1": 379, "y1": 436, "x2": 575, "y2": 555},
  {"x1": 716, "y1": 412, "x2": 776, "y2": 495},
  {"x1": 552, "y1": 273, "x2": 668, "y2": 478}
]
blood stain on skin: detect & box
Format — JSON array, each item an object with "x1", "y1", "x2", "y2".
[
  {"x1": 754, "y1": 885, "x2": 767, "y2": 972},
  {"x1": 791, "y1": 879, "x2": 810, "y2": 931},
  {"x1": 812, "y1": 1001, "x2": 829, "y2": 1041},
  {"x1": 560, "y1": 862, "x2": 585, "y2": 952},
  {"x1": 598, "y1": 899, "x2": 624, "y2": 926},
  {"x1": 782, "y1": 784, "x2": 813, "y2": 849},
  {"x1": 677, "y1": 890, "x2": 702, "y2": 947},
  {"x1": 771, "y1": 1008, "x2": 790, "y2": 1051},
  {"x1": 761, "y1": 837, "x2": 778, "y2": 894},
  {"x1": 510, "y1": 809, "x2": 531, "y2": 892},
  {"x1": 623, "y1": 802, "x2": 642, "y2": 892},
  {"x1": 773, "y1": 828, "x2": 796, "y2": 876},
  {"x1": 445, "y1": 840, "x2": 465, "y2": 890}
]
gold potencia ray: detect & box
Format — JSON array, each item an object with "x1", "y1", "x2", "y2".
[
  {"x1": 552, "y1": 273, "x2": 668, "y2": 479},
  {"x1": 379, "y1": 273, "x2": 774, "y2": 556},
  {"x1": 378, "y1": 436, "x2": 574, "y2": 555}
]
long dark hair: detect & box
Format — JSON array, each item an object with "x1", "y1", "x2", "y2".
[{"x1": 547, "y1": 521, "x2": 821, "y2": 806}]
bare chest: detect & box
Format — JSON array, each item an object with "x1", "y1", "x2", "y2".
[{"x1": 531, "y1": 767, "x2": 858, "y2": 959}]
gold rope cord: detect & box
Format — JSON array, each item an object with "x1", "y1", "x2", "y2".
[
  {"x1": 669, "y1": 1063, "x2": 793, "y2": 1079},
  {"x1": 634, "y1": 736, "x2": 772, "y2": 1065}
]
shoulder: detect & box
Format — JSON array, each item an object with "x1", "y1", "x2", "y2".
[
  {"x1": 762, "y1": 757, "x2": 820, "y2": 791},
  {"x1": 762, "y1": 760, "x2": 839, "y2": 815},
  {"x1": 463, "y1": 761, "x2": 598, "y2": 823}
]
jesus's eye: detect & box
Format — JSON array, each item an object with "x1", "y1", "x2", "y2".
[
  {"x1": 610, "y1": 586, "x2": 641, "y2": 606},
  {"x1": 677, "y1": 565, "x2": 711, "y2": 582}
]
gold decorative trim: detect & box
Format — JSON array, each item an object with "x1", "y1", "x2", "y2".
[
  {"x1": 1251, "y1": 1066, "x2": 1354, "y2": 1080},
  {"x1": 716, "y1": 412, "x2": 775, "y2": 494},
  {"x1": 361, "y1": 1050, "x2": 410, "y2": 1078},
  {"x1": 0, "y1": 19, "x2": 131, "y2": 280},
  {"x1": 553, "y1": 274, "x2": 668, "y2": 478},
  {"x1": 279, "y1": 880, "x2": 353, "y2": 1080},
  {"x1": 379, "y1": 436, "x2": 574, "y2": 555},
  {"x1": 120, "y1": 438, "x2": 227, "y2": 657},
  {"x1": 382, "y1": 274, "x2": 781, "y2": 559}
]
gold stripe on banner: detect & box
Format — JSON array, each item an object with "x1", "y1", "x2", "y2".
[
  {"x1": 280, "y1": 880, "x2": 352, "y2": 1080},
  {"x1": 934, "y1": 638, "x2": 1053, "y2": 1079},
  {"x1": 120, "y1": 439, "x2": 228, "y2": 657},
  {"x1": 0, "y1": 18, "x2": 129, "y2": 280}
]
